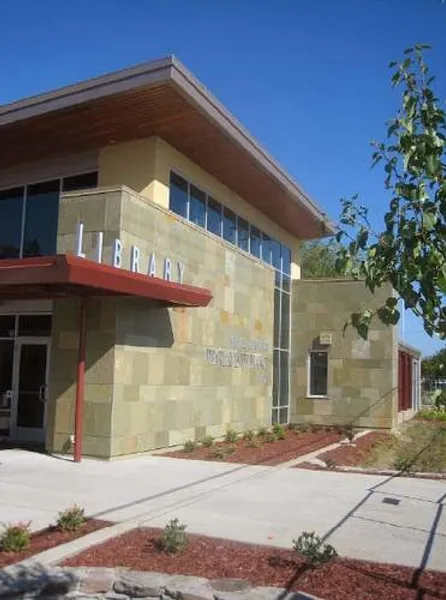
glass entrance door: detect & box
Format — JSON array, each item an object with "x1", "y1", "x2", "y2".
[{"x1": 10, "y1": 339, "x2": 50, "y2": 442}]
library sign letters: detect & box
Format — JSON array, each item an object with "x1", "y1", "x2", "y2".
[
  {"x1": 205, "y1": 335, "x2": 269, "y2": 383},
  {"x1": 74, "y1": 223, "x2": 186, "y2": 283}
]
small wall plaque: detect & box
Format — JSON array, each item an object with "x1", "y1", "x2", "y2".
[{"x1": 319, "y1": 332, "x2": 333, "y2": 346}]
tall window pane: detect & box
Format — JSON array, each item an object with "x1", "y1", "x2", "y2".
[
  {"x1": 0, "y1": 187, "x2": 24, "y2": 259},
  {"x1": 223, "y1": 208, "x2": 236, "y2": 244},
  {"x1": 189, "y1": 184, "x2": 206, "y2": 227},
  {"x1": 237, "y1": 218, "x2": 249, "y2": 252},
  {"x1": 280, "y1": 293, "x2": 290, "y2": 349},
  {"x1": 207, "y1": 197, "x2": 222, "y2": 236},
  {"x1": 261, "y1": 234, "x2": 272, "y2": 264},
  {"x1": 309, "y1": 351, "x2": 328, "y2": 396},
  {"x1": 169, "y1": 172, "x2": 188, "y2": 218},
  {"x1": 282, "y1": 246, "x2": 291, "y2": 275},
  {"x1": 24, "y1": 180, "x2": 59, "y2": 256},
  {"x1": 271, "y1": 239, "x2": 281, "y2": 270},
  {"x1": 250, "y1": 226, "x2": 261, "y2": 258}
]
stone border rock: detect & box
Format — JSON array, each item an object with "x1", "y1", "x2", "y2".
[{"x1": 0, "y1": 564, "x2": 323, "y2": 600}]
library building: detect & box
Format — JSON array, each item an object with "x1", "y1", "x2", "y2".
[{"x1": 0, "y1": 57, "x2": 420, "y2": 460}]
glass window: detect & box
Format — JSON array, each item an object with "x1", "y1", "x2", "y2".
[
  {"x1": 24, "y1": 180, "x2": 59, "y2": 256},
  {"x1": 282, "y1": 274, "x2": 291, "y2": 293},
  {"x1": 279, "y1": 351, "x2": 289, "y2": 407},
  {"x1": 62, "y1": 172, "x2": 98, "y2": 192},
  {"x1": 0, "y1": 187, "x2": 24, "y2": 259},
  {"x1": 274, "y1": 289, "x2": 281, "y2": 348},
  {"x1": 189, "y1": 184, "x2": 206, "y2": 227},
  {"x1": 250, "y1": 226, "x2": 261, "y2": 258},
  {"x1": 18, "y1": 315, "x2": 52, "y2": 336},
  {"x1": 280, "y1": 293, "x2": 290, "y2": 350},
  {"x1": 279, "y1": 407, "x2": 288, "y2": 424},
  {"x1": 223, "y1": 208, "x2": 236, "y2": 244},
  {"x1": 261, "y1": 234, "x2": 272, "y2": 264},
  {"x1": 237, "y1": 218, "x2": 249, "y2": 252},
  {"x1": 169, "y1": 172, "x2": 188, "y2": 218},
  {"x1": 309, "y1": 351, "x2": 328, "y2": 396},
  {"x1": 271, "y1": 239, "x2": 281, "y2": 270},
  {"x1": 207, "y1": 197, "x2": 222, "y2": 236},
  {"x1": 273, "y1": 350, "x2": 280, "y2": 407},
  {"x1": 282, "y1": 246, "x2": 291, "y2": 275},
  {"x1": 0, "y1": 316, "x2": 16, "y2": 338}
]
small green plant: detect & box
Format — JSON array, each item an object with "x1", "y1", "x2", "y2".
[
  {"x1": 257, "y1": 427, "x2": 268, "y2": 438},
  {"x1": 296, "y1": 423, "x2": 309, "y2": 434},
  {"x1": 393, "y1": 455, "x2": 413, "y2": 474},
  {"x1": 247, "y1": 437, "x2": 261, "y2": 448},
  {"x1": 265, "y1": 431, "x2": 277, "y2": 443},
  {"x1": 273, "y1": 423, "x2": 286, "y2": 440},
  {"x1": 56, "y1": 505, "x2": 86, "y2": 532},
  {"x1": 225, "y1": 429, "x2": 238, "y2": 443},
  {"x1": 183, "y1": 440, "x2": 197, "y2": 453},
  {"x1": 343, "y1": 424, "x2": 355, "y2": 442},
  {"x1": 324, "y1": 458, "x2": 337, "y2": 470},
  {"x1": 293, "y1": 531, "x2": 337, "y2": 566},
  {"x1": 201, "y1": 435, "x2": 214, "y2": 448},
  {"x1": 243, "y1": 430, "x2": 256, "y2": 442},
  {"x1": 160, "y1": 518, "x2": 188, "y2": 553},
  {"x1": 212, "y1": 445, "x2": 235, "y2": 460},
  {"x1": 1, "y1": 522, "x2": 31, "y2": 552}
]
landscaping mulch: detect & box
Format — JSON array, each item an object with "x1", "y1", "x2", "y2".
[
  {"x1": 163, "y1": 428, "x2": 343, "y2": 466},
  {"x1": 317, "y1": 432, "x2": 390, "y2": 467},
  {"x1": 0, "y1": 519, "x2": 111, "y2": 568},
  {"x1": 63, "y1": 527, "x2": 446, "y2": 600}
]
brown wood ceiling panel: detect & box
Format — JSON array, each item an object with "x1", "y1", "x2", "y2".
[{"x1": 0, "y1": 83, "x2": 323, "y2": 239}]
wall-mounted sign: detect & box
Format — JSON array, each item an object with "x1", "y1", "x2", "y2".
[
  {"x1": 319, "y1": 331, "x2": 333, "y2": 346},
  {"x1": 75, "y1": 223, "x2": 186, "y2": 283}
]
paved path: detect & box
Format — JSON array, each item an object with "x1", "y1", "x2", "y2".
[{"x1": 1, "y1": 449, "x2": 445, "y2": 571}]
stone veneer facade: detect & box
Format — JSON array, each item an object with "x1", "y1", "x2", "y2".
[
  {"x1": 291, "y1": 279, "x2": 398, "y2": 429},
  {"x1": 46, "y1": 186, "x2": 275, "y2": 458}
]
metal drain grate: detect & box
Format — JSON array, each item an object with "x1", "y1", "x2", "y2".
[{"x1": 382, "y1": 497, "x2": 401, "y2": 506}]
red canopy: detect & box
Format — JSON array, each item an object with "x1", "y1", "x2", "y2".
[{"x1": 0, "y1": 254, "x2": 212, "y2": 307}]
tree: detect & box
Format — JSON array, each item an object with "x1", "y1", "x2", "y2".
[
  {"x1": 300, "y1": 240, "x2": 346, "y2": 279},
  {"x1": 422, "y1": 346, "x2": 446, "y2": 379},
  {"x1": 336, "y1": 45, "x2": 446, "y2": 340}
]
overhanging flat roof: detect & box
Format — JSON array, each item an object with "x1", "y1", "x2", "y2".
[
  {"x1": 0, "y1": 56, "x2": 334, "y2": 241},
  {"x1": 0, "y1": 255, "x2": 212, "y2": 307}
]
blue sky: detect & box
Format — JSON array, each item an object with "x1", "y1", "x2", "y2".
[{"x1": 1, "y1": 0, "x2": 445, "y2": 355}]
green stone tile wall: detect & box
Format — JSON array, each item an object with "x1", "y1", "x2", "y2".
[
  {"x1": 48, "y1": 186, "x2": 274, "y2": 457},
  {"x1": 291, "y1": 279, "x2": 398, "y2": 430}
]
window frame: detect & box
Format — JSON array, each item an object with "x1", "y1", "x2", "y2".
[{"x1": 307, "y1": 350, "x2": 329, "y2": 398}]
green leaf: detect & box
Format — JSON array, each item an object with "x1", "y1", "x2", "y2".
[{"x1": 422, "y1": 212, "x2": 437, "y2": 231}]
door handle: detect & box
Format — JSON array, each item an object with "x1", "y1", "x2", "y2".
[{"x1": 39, "y1": 385, "x2": 48, "y2": 403}]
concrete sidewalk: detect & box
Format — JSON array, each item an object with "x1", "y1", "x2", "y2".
[{"x1": 1, "y1": 449, "x2": 445, "y2": 571}]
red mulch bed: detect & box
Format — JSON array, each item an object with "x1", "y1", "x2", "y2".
[
  {"x1": 0, "y1": 519, "x2": 111, "y2": 568},
  {"x1": 63, "y1": 527, "x2": 446, "y2": 600},
  {"x1": 317, "y1": 432, "x2": 390, "y2": 467},
  {"x1": 163, "y1": 429, "x2": 343, "y2": 466}
]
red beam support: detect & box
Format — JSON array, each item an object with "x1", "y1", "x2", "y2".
[{"x1": 74, "y1": 297, "x2": 87, "y2": 462}]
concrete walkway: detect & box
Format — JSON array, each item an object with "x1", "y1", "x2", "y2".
[{"x1": 0, "y1": 449, "x2": 445, "y2": 571}]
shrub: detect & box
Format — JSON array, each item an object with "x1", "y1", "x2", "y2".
[
  {"x1": 265, "y1": 431, "x2": 277, "y2": 443},
  {"x1": 56, "y1": 505, "x2": 86, "y2": 532},
  {"x1": 433, "y1": 389, "x2": 446, "y2": 411},
  {"x1": 212, "y1": 445, "x2": 235, "y2": 460},
  {"x1": 324, "y1": 458, "x2": 337, "y2": 470},
  {"x1": 393, "y1": 455, "x2": 413, "y2": 474},
  {"x1": 160, "y1": 518, "x2": 188, "y2": 553},
  {"x1": 225, "y1": 429, "x2": 238, "y2": 443},
  {"x1": 273, "y1": 423, "x2": 286, "y2": 440},
  {"x1": 247, "y1": 438, "x2": 261, "y2": 448},
  {"x1": 243, "y1": 430, "x2": 256, "y2": 442},
  {"x1": 183, "y1": 440, "x2": 197, "y2": 453},
  {"x1": 201, "y1": 435, "x2": 214, "y2": 448},
  {"x1": 257, "y1": 427, "x2": 268, "y2": 438},
  {"x1": 293, "y1": 531, "x2": 337, "y2": 566},
  {"x1": 343, "y1": 424, "x2": 355, "y2": 442},
  {"x1": 1, "y1": 522, "x2": 31, "y2": 552}
]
